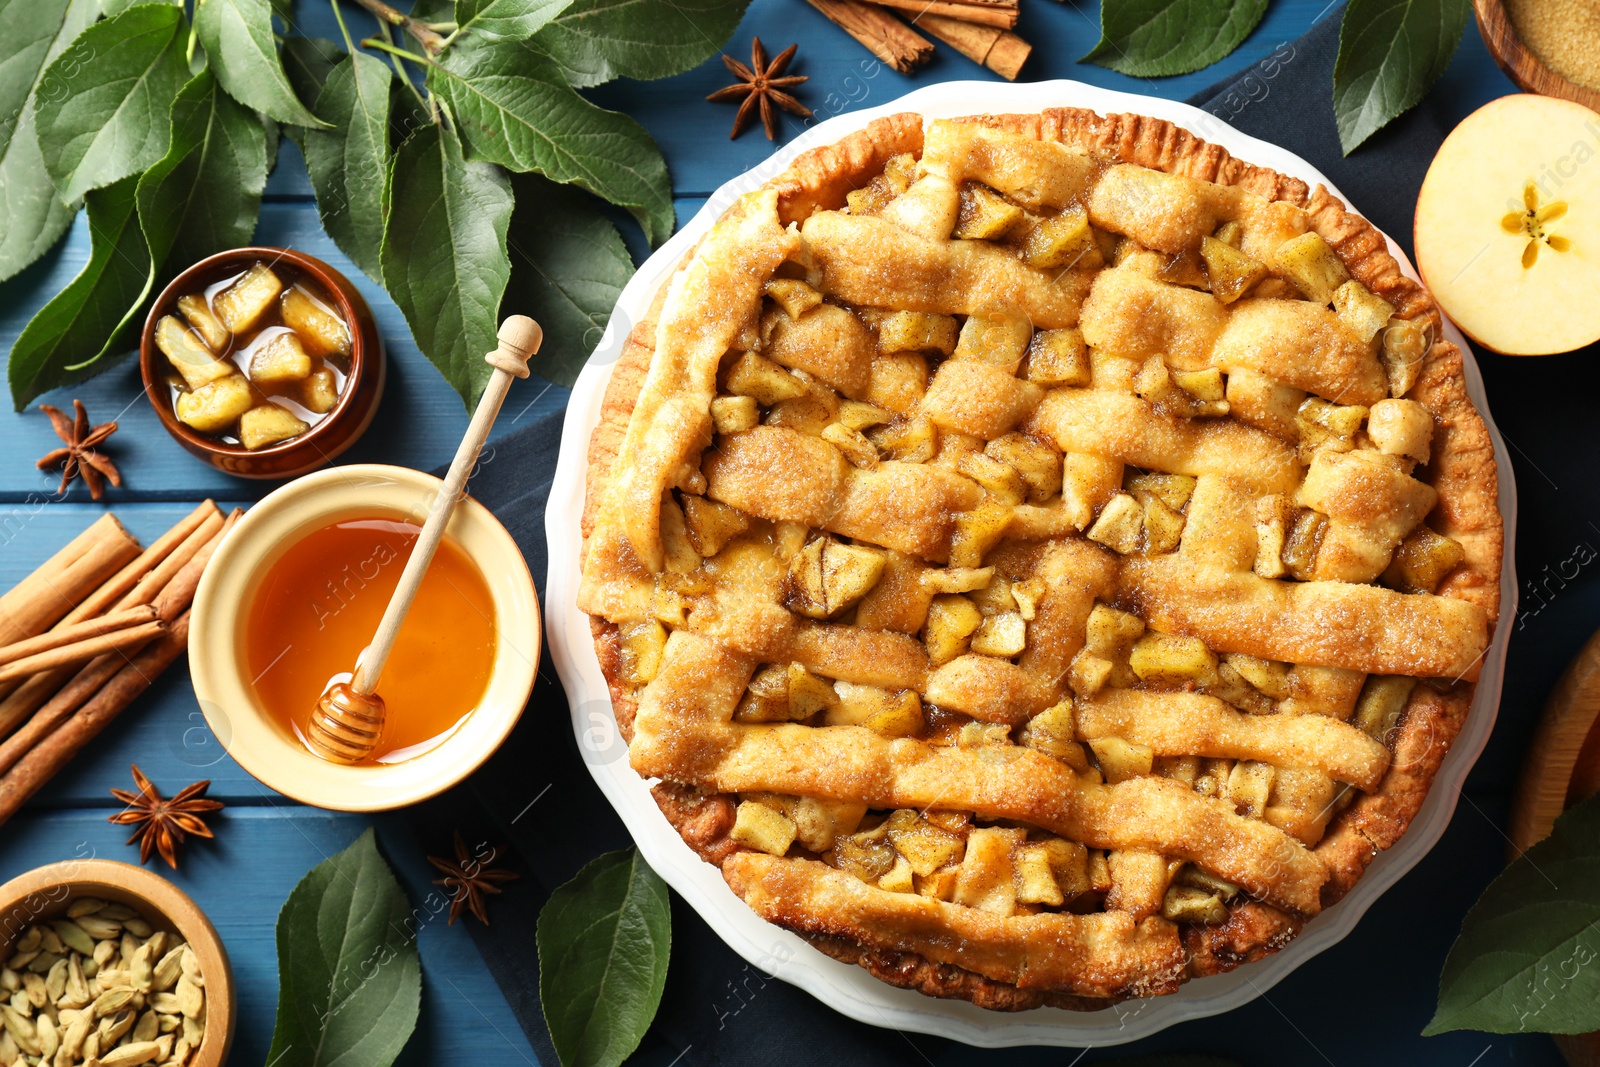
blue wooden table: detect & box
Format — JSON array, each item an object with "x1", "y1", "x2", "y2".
[{"x1": 0, "y1": 1, "x2": 1567, "y2": 1063}]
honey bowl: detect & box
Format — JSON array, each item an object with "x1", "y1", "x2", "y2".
[
  {"x1": 0, "y1": 859, "x2": 234, "y2": 1066},
  {"x1": 188, "y1": 465, "x2": 539, "y2": 811},
  {"x1": 139, "y1": 247, "x2": 386, "y2": 480}
]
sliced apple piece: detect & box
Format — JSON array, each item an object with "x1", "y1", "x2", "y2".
[{"x1": 1414, "y1": 94, "x2": 1600, "y2": 355}]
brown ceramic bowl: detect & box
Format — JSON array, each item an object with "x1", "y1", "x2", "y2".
[
  {"x1": 0, "y1": 859, "x2": 234, "y2": 1066},
  {"x1": 140, "y1": 247, "x2": 386, "y2": 480}
]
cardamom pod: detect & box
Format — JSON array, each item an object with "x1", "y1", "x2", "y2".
[
  {"x1": 98, "y1": 1005, "x2": 135, "y2": 1045},
  {"x1": 98, "y1": 904, "x2": 138, "y2": 923},
  {"x1": 36, "y1": 1011, "x2": 58, "y2": 1059},
  {"x1": 174, "y1": 975, "x2": 203, "y2": 1019},
  {"x1": 21, "y1": 971, "x2": 46, "y2": 1008},
  {"x1": 45, "y1": 958, "x2": 67, "y2": 1003},
  {"x1": 128, "y1": 941, "x2": 154, "y2": 994},
  {"x1": 67, "y1": 897, "x2": 107, "y2": 919},
  {"x1": 26, "y1": 950, "x2": 61, "y2": 975},
  {"x1": 51, "y1": 920, "x2": 96, "y2": 957},
  {"x1": 0, "y1": 1004, "x2": 41, "y2": 1056},
  {"x1": 91, "y1": 986, "x2": 135, "y2": 1018},
  {"x1": 60, "y1": 1011, "x2": 90, "y2": 1058},
  {"x1": 152, "y1": 946, "x2": 183, "y2": 993},
  {"x1": 74, "y1": 915, "x2": 122, "y2": 941}
]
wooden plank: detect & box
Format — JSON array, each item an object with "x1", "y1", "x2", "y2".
[{"x1": 0, "y1": 808, "x2": 536, "y2": 1064}]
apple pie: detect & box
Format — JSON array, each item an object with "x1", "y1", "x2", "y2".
[{"x1": 577, "y1": 109, "x2": 1502, "y2": 1011}]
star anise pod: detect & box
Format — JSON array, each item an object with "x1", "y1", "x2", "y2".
[
  {"x1": 706, "y1": 37, "x2": 811, "y2": 141},
  {"x1": 428, "y1": 830, "x2": 519, "y2": 925},
  {"x1": 108, "y1": 765, "x2": 224, "y2": 870},
  {"x1": 37, "y1": 399, "x2": 121, "y2": 500}
]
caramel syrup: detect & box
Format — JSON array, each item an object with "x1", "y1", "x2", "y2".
[{"x1": 245, "y1": 518, "x2": 497, "y2": 763}]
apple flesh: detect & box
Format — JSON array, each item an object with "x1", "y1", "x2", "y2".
[{"x1": 1414, "y1": 94, "x2": 1600, "y2": 356}]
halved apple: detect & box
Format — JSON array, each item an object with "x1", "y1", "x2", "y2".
[{"x1": 1414, "y1": 94, "x2": 1600, "y2": 356}]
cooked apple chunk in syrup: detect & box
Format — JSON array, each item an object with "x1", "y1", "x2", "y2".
[
  {"x1": 239, "y1": 403, "x2": 310, "y2": 450},
  {"x1": 213, "y1": 262, "x2": 285, "y2": 333}
]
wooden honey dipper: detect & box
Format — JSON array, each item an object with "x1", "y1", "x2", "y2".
[{"x1": 306, "y1": 315, "x2": 541, "y2": 765}]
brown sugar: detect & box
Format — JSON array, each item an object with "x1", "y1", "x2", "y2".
[{"x1": 1505, "y1": 0, "x2": 1600, "y2": 91}]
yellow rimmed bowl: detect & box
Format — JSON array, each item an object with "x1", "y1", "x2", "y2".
[{"x1": 189, "y1": 464, "x2": 539, "y2": 811}]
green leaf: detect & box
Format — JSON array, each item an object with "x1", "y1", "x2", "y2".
[
  {"x1": 503, "y1": 175, "x2": 633, "y2": 386},
  {"x1": 138, "y1": 68, "x2": 268, "y2": 281},
  {"x1": 534, "y1": 0, "x2": 751, "y2": 88},
  {"x1": 538, "y1": 849, "x2": 670, "y2": 1067},
  {"x1": 381, "y1": 122, "x2": 513, "y2": 406},
  {"x1": 427, "y1": 34, "x2": 673, "y2": 244},
  {"x1": 34, "y1": 3, "x2": 190, "y2": 203},
  {"x1": 0, "y1": 0, "x2": 98, "y2": 281},
  {"x1": 281, "y1": 35, "x2": 346, "y2": 106},
  {"x1": 8, "y1": 177, "x2": 150, "y2": 408},
  {"x1": 297, "y1": 52, "x2": 392, "y2": 282},
  {"x1": 457, "y1": 0, "x2": 572, "y2": 40},
  {"x1": 1082, "y1": 0, "x2": 1268, "y2": 77},
  {"x1": 266, "y1": 828, "x2": 422, "y2": 1067},
  {"x1": 1332, "y1": 0, "x2": 1469, "y2": 154},
  {"x1": 1426, "y1": 792, "x2": 1600, "y2": 1035},
  {"x1": 193, "y1": 0, "x2": 328, "y2": 126}
]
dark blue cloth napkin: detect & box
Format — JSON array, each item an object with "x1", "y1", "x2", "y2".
[{"x1": 409, "y1": 12, "x2": 1549, "y2": 1064}]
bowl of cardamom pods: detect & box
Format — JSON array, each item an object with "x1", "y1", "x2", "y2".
[{"x1": 0, "y1": 858, "x2": 233, "y2": 1067}]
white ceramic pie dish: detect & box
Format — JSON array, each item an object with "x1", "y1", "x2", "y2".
[{"x1": 544, "y1": 79, "x2": 1519, "y2": 1047}]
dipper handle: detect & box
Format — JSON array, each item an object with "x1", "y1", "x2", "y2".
[{"x1": 350, "y1": 316, "x2": 541, "y2": 694}]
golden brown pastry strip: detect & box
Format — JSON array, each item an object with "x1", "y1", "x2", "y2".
[
  {"x1": 703, "y1": 427, "x2": 983, "y2": 561},
  {"x1": 1079, "y1": 267, "x2": 1388, "y2": 406},
  {"x1": 604, "y1": 190, "x2": 798, "y2": 571},
  {"x1": 724, "y1": 852, "x2": 1187, "y2": 998},
  {"x1": 1122, "y1": 555, "x2": 1489, "y2": 680},
  {"x1": 921, "y1": 119, "x2": 1099, "y2": 212},
  {"x1": 801, "y1": 211, "x2": 1090, "y2": 328},
  {"x1": 630, "y1": 718, "x2": 1326, "y2": 912},
  {"x1": 1029, "y1": 388, "x2": 1301, "y2": 493},
  {"x1": 1076, "y1": 689, "x2": 1391, "y2": 791}
]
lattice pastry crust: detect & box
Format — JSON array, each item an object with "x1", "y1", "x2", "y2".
[{"x1": 577, "y1": 109, "x2": 1503, "y2": 1011}]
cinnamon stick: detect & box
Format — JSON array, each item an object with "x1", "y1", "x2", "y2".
[
  {"x1": 65, "y1": 502, "x2": 217, "y2": 625},
  {"x1": 0, "y1": 505, "x2": 223, "y2": 735},
  {"x1": 0, "y1": 623, "x2": 167, "y2": 686},
  {"x1": 0, "y1": 509, "x2": 237, "y2": 778},
  {"x1": 0, "y1": 607, "x2": 160, "y2": 671},
  {"x1": 0, "y1": 611, "x2": 191, "y2": 828},
  {"x1": 867, "y1": 0, "x2": 1018, "y2": 29},
  {"x1": 0, "y1": 514, "x2": 140, "y2": 647},
  {"x1": 805, "y1": 0, "x2": 935, "y2": 72},
  {"x1": 916, "y1": 13, "x2": 1031, "y2": 78}
]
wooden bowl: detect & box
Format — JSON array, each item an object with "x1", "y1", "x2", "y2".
[
  {"x1": 0, "y1": 859, "x2": 234, "y2": 1066},
  {"x1": 1511, "y1": 626, "x2": 1600, "y2": 1066},
  {"x1": 1473, "y1": 0, "x2": 1600, "y2": 112},
  {"x1": 139, "y1": 247, "x2": 386, "y2": 480}
]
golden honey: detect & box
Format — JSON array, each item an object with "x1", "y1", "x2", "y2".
[{"x1": 245, "y1": 518, "x2": 496, "y2": 763}]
